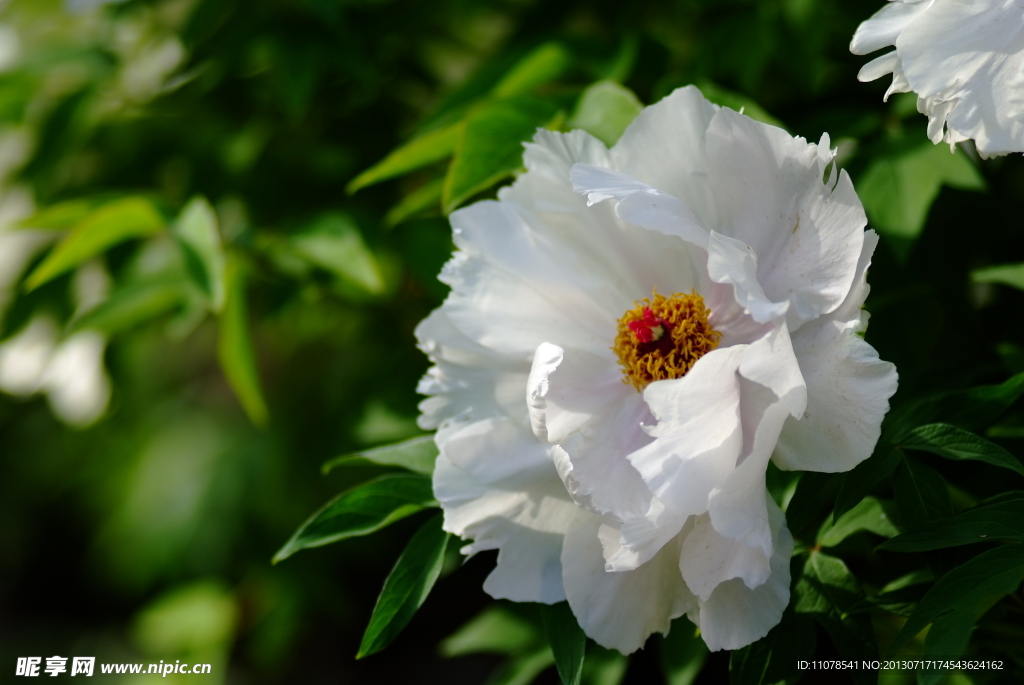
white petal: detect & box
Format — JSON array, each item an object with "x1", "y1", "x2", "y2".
[
  {"x1": 628, "y1": 346, "x2": 746, "y2": 516},
  {"x1": 737, "y1": 323, "x2": 807, "y2": 418},
  {"x1": 830, "y1": 229, "x2": 879, "y2": 329},
  {"x1": 850, "y1": 0, "x2": 930, "y2": 55},
  {"x1": 562, "y1": 508, "x2": 695, "y2": 653},
  {"x1": 705, "y1": 109, "x2": 866, "y2": 329},
  {"x1": 602, "y1": 496, "x2": 687, "y2": 572},
  {"x1": 858, "y1": 50, "x2": 899, "y2": 82},
  {"x1": 706, "y1": 231, "x2": 789, "y2": 325},
  {"x1": 690, "y1": 498, "x2": 793, "y2": 652},
  {"x1": 679, "y1": 512, "x2": 769, "y2": 602},
  {"x1": 612, "y1": 85, "x2": 721, "y2": 228},
  {"x1": 569, "y1": 163, "x2": 709, "y2": 248},
  {"x1": 774, "y1": 318, "x2": 899, "y2": 472},
  {"x1": 526, "y1": 342, "x2": 632, "y2": 444}
]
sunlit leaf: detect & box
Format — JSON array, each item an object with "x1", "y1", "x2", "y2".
[
  {"x1": 385, "y1": 177, "x2": 444, "y2": 227},
  {"x1": 568, "y1": 81, "x2": 643, "y2": 147},
  {"x1": 887, "y1": 545, "x2": 1024, "y2": 655},
  {"x1": 972, "y1": 262, "x2": 1024, "y2": 292},
  {"x1": 491, "y1": 650, "x2": 556, "y2": 685},
  {"x1": 322, "y1": 435, "x2": 438, "y2": 476},
  {"x1": 291, "y1": 213, "x2": 384, "y2": 294},
  {"x1": 357, "y1": 514, "x2": 449, "y2": 658},
  {"x1": 878, "y1": 492, "x2": 1024, "y2": 552},
  {"x1": 900, "y1": 423, "x2": 1024, "y2": 477},
  {"x1": 347, "y1": 122, "x2": 462, "y2": 194},
  {"x1": 173, "y1": 197, "x2": 226, "y2": 312},
  {"x1": 440, "y1": 606, "x2": 542, "y2": 657},
  {"x1": 492, "y1": 42, "x2": 570, "y2": 98},
  {"x1": 794, "y1": 552, "x2": 876, "y2": 679},
  {"x1": 25, "y1": 197, "x2": 165, "y2": 290},
  {"x1": 659, "y1": 618, "x2": 707, "y2": 685},
  {"x1": 68, "y1": 277, "x2": 192, "y2": 335},
  {"x1": 18, "y1": 198, "x2": 100, "y2": 230},
  {"x1": 443, "y1": 96, "x2": 561, "y2": 213},
  {"x1": 273, "y1": 474, "x2": 436, "y2": 563},
  {"x1": 217, "y1": 255, "x2": 268, "y2": 426},
  {"x1": 857, "y1": 142, "x2": 984, "y2": 246},
  {"x1": 817, "y1": 496, "x2": 899, "y2": 548},
  {"x1": 540, "y1": 602, "x2": 585, "y2": 685}
]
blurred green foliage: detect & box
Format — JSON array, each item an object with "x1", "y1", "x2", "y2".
[{"x1": 1, "y1": 0, "x2": 1023, "y2": 683}]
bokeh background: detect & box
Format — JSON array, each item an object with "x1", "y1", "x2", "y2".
[{"x1": 0, "y1": 0, "x2": 1022, "y2": 683}]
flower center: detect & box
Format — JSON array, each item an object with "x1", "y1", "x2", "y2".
[{"x1": 613, "y1": 291, "x2": 722, "y2": 391}]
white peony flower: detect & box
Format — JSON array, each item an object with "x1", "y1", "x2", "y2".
[
  {"x1": 416, "y1": 86, "x2": 898, "y2": 653},
  {"x1": 851, "y1": 0, "x2": 1024, "y2": 157}
]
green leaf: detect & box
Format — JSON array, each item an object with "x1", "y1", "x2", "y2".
[
  {"x1": 972, "y1": 262, "x2": 1024, "y2": 292},
  {"x1": 857, "y1": 142, "x2": 984, "y2": 245},
  {"x1": 68, "y1": 277, "x2": 191, "y2": 335},
  {"x1": 857, "y1": 570, "x2": 932, "y2": 617},
  {"x1": 357, "y1": 514, "x2": 449, "y2": 658},
  {"x1": 834, "y1": 446, "x2": 901, "y2": 519},
  {"x1": 273, "y1": 474, "x2": 436, "y2": 563},
  {"x1": 795, "y1": 552, "x2": 877, "y2": 680},
  {"x1": 443, "y1": 96, "x2": 561, "y2": 213},
  {"x1": 567, "y1": 81, "x2": 643, "y2": 147},
  {"x1": 540, "y1": 602, "x2": 585, "y2": 685},
  {"x1": 24, "y1": 197, "x2": 165, "y2": 290},
  {"x1": 729, "y1": 608, "x2": 814, "y2": 685},
  {"x1": 887, "y1": 371, "x2": 1024, "y2": 437},
  {"x1": 322, "y1": 435, "x2": 438, "y2": 476},
  {"x1": 818, "y1": 496, "x2": 900, "y2": 548},
  {"x1": 440, "y1": 606, "x2": 542, "y2": 658},
  {"x1": 659, "y1": 618, "x2": 707, "y2": 685},
  {"x1": 173, "y1": 197, "x2": 226, "y2": 312},
  {"x1": 291, "y1": 213, "x2": 384, "y2": 294},
  {"x1": 892, "y1": 454, "x2": 952, "y2": 530},
  {"x1": 18, "y1": 198, "x2": 101, "y2": 230},
  {"x1": 385, "y1": 177, "x2": 444, "y2": 227},
  {"x1": 217, "y1": 255, "x2": 269, "y2": 426},
  {"x1": 887, "y1": 545, "x2": 1024, "y2": 655},
  {"x1": 878, "y1": 493, "x2": 1024, "y2": 552},
  {"x1": 492, "y1": 42, "x2": 570, "y2": 98},
  {"x1": 785, "y1": 472, "x2": 843, "y2": 534},
  {"x1": 490, "y1": 649, "x2": 556, "y2": 685},
  {"x1": 347, "y1": 122, "x2": 462, "y2": 194},
  {"x1": 583, "y1": 647, "x2": 628, "y2": 685},
  {"x1": 696, "y1": 81, "x2": 784, "y2": 129},
  {"x1": 899, "y1": 423, "x2": 1024, "y2": 477}
]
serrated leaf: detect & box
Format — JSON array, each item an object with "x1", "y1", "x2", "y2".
[
  {"x1": 25, "y1": 197, "x2": 165, "y2": 290},
  {"x1": 878, "y1": 492, "x2": 1024, "y2": 552},
  {"x1": 173, "y1": 197, "x2": 226, "y2": 311},
  {"x1": 795, "y1": 552, "x2": 876, "y2": 681},
  {"x1": 291, "y1": 213, "x2": 384, "y2": 294},
  {"x1": 492, "y1": 42, "x2": 570, "y2": 98},
  {"x1": 273, "y1": 474, "x2": 436, "y2": 563},
  {"x1": 217, "y1": 255, "x2": 268, "y2": 426},
  {"x1": 385, "y1": 177, "x2": 444, "y2": 226},
  {"x1": 357, "y1": 514, "x2": 449, "y2": 658},
  {"x1": 900, "y1": 423, "x2": 1024, "y2": 477},
  {"x1": 540, "y1": 602, "x2": 585, "y2": 685},
  {"x1": 892, "y1": 454, "x2": 952, "y2": 530},
  {"x1": 858, "y1": 141, "x2": 984, "y2": 244},
  {"x1": 68, "y1": 277, "x2": 192, "y2": 335},
  {"x1": 440, "y1": 606, "x2": 543, "y2": 657},
  {"x1": 834, "y1": 446, "x2": 901, "y2": 519},
  {"x1": 322, "y1": 435, "x2": 438, "y2": 476},
  {"x1": 443, "y1": 96, "x2": 560, "y2": 213},
  {"x1": 729, "y1": 608, "x2": 814, "y2": 685},
  {"x1": 818, "y1": 496, "x2": 900, "y2": 548},
  {"x1": 347, "y1": 122, "x2": 462, "y2": 194},
  {"x1": 785, "y1": 472, "x2": 843, "y2": 534},
  {"x1": 568, "y1": 81, "x2": 643, "y2": 147},
  {"x1": 887, "y1": 545, "x2": 1024, "y2": 656},
  {"x1": 972, "y1": 262, "x2": 1024, "y2": 291}
]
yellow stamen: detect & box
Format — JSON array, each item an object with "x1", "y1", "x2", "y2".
[{"x1": 613, "y1": 291, "x2": 721, "y2": 391}]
